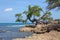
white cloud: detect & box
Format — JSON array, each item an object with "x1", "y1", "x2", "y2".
[{"x1": 4, "y1": 8, "x2": 13, "y2": 12}]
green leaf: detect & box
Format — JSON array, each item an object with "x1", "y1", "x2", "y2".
[
  {"x1": 16, "y1": 18, "x2": 20, "y2": 22},
  {"x1": 46, "y1": 0, "x2": 60, "y2": 10},
  {"x1": 33, "y1": 12, "x2": 40, "y2": 17},
  {"x1": 15, "y1": 13, "x2": 21, "y2": 17}
]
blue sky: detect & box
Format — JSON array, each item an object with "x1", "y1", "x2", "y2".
[{"x1": 0, "y1": 0, "x2": 60, "y2": 23}]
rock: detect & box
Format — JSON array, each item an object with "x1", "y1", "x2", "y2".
[
  {"x1": 32, "y1": 24, "x2": 47, "y2": 34},
  {"x1": 19, "y1": 27, "x2": 34, "y2": 32},
  {"x1": 19, "y1": 21, "x2": 60, "y2": 34},
  {"x1": 46, "y1": 24, "x2": 60, "y2": 32},
  {"x1": 25, "y1": 24, "x2": 36, "y2": 28},
  {"x1": 50, "y1": 20, "x2": 60, "y2": 24},
  {"x1": 19, "y1": 24, "x2": 47, "y2": 33},
  {"x1": 12, "y1": 31, "x2": 60, "y2": 40}
]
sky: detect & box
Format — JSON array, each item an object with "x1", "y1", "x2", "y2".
[{"x1": 0, "y1": 0, "x2": 60, "y2": 23}]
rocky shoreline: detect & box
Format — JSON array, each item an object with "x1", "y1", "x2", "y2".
[
  {"x1": 12, "y1": 31, "x2": 60, "y2": 40},
  {"x1": 13, "y1": 20, "x2": 60, "y2": 40}
]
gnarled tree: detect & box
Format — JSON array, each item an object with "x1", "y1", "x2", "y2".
[
  {"x1": 46, "y1": 0, "x2": 60, "y2": 10},
  {"x1": 15, "y1": 5, "x2": 53, "y2": 25}
]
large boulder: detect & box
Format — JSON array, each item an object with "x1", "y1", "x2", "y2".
[
  {"x1": 19, "y1": 24, "x2": 47, "y2": 33},
  {"x1": 19, "y1": 21, "x2": 60, "y2": 34},
  {"x1": 46, "y1": 24, "x2": 60, "y2": 32},
  {"x1": 19, "y1": 27, "x2": 34, "y2": 32},
  {"x1": 32, "y1": 24, "x2": 47, "y2": 34}
]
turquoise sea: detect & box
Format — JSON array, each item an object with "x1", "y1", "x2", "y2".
[{"x1": 0, "y1": 23, "x2": 33, "y2": 40}]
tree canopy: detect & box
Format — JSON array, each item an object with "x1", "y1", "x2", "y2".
[
  {"x1": 46, "y1": 0, "x2": 60, "y2": 10},
  {"x1": 15, "y1": 5, "x2": 53, "y2": 24}
]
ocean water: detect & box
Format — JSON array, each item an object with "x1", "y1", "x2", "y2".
[{"x1": 0, "y1": 23, "x2": 33, "y2": 40}]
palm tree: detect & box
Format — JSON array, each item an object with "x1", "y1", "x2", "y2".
[{"x1": 46, "y1": 0, "x2": 60, "y2": 10}]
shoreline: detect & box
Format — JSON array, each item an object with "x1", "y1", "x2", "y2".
[{"x1": 12, "y1": 31, "x2": 60, "y2": 40}]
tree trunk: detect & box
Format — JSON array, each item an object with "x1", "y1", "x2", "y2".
[{"x1": 48, "y1": 2, "x2": 60, "y2": 10}]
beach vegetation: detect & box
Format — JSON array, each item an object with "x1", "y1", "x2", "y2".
[{"x1": 15, "y1": 5, "x2": 53, "y2": 25}]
